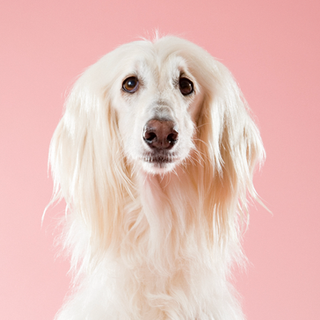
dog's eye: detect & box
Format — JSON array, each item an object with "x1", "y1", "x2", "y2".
[
  {"x1": 179, "y1": 78, "x2": 194, "y2": 96},
  {"x1": 122, "y1": 76, "x2": 139, "y2": 93}
]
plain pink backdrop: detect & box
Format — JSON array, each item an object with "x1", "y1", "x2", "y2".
[{"x1": 1, "y1": 0, "x2": 319, "y2": 319}]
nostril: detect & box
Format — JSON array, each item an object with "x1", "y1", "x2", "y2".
[
  {"x1": 167, "y1": 131, "x2": 178, "y2": 145},
  {"x1": 144, "y1": 131, "x2": 157, "y2": 143}
]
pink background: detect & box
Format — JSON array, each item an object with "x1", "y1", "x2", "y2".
[{"x1": 1, "y1": 0, "x2": 319, "y2": 319}]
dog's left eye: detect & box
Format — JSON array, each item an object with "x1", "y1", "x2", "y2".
[
  {"x1": 179, "y1": 78, "x2": 194, "y2": 96},
  {"x1": 122, "y1": 76, "x2": 139, "y2": 93}
]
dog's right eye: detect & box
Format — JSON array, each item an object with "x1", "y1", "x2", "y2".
[{"x1": 122, "y1": 77, "x2": 139, "y2": 93}]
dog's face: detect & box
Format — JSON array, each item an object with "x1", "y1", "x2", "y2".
[{"x1": 111, "y1": 53, "x2": 204, "y2": 174}]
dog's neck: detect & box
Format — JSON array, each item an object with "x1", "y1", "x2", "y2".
[{"x1": 119, "y1": 167, "x2": 211, "y2": 273}]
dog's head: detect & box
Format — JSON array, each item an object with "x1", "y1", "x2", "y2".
[
  {"x1": 75, "y1": 37, "x2": 209, "y2": 175},
  {"x1": 49, "y1": 36, "x2": 264, "y2": 249},
  {"x1": 112, "y1": 42, "x2": 204, "y2": 174}
]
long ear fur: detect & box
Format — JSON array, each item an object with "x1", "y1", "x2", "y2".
[
  {"x1": 49, "y1": 59, "x2": 133, "y2": 271},
  {"x1": 195, "y1": 57, "x2": 265, "y2": 264}
]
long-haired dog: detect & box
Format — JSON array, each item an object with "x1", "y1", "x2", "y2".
[{"x1": 49, "y1": 36, "x2": 264, "y2": 320}]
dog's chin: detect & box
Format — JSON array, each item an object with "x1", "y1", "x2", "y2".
[{"x1": 142, "y1": 162, "x2": 176, "y2": 174}]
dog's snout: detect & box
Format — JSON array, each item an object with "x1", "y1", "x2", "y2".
[{"x1": 143, "y1": 119, "x2": 179, "y2": 150}]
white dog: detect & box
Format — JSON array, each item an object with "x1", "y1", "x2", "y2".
[{"x1": 49, "y1": 36, "x2": 264, "y2": 320}]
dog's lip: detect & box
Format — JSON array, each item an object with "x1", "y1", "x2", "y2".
[{"x1": 141, "y1": 153, "x2": 178, "y2": 164}]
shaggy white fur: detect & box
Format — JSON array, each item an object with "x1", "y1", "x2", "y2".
[{"x1": 48, "y1": 36, "x2": 265, "y2": 320}]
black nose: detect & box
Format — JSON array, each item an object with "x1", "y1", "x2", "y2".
[{"x1": 143, "y1": 119, "x2": 179, "y2": 150}]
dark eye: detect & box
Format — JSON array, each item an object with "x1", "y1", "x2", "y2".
[
  {"x1": 179, "y1": 78, "x2": 194, "y2": 96},
  {"x1": 122, "y1": 76, "x2": 139, "y2": 93}
]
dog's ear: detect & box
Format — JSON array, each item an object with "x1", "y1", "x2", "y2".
[
  {"x1": 196, "y1": 60, "x2": 265, "y2": 248},
  {"x1": 49, "y1": 62, "x2": 131, "y2": 256}
]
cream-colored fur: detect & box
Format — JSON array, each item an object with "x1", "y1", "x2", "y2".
[{"x1": 49, "y1": 36, "x2": 265, "y2": 320}]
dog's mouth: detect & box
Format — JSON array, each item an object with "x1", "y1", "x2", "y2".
[
  {"x1": 141, "y1": 152, "x2": 179, "y2": 172},
  {"x1": 143, "y1": 155, "x2": 174, "y2": 163}
]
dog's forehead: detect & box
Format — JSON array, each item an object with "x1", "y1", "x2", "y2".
[{"x1": 130, "y1": 53, "x2": 190, "y2": 80}]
